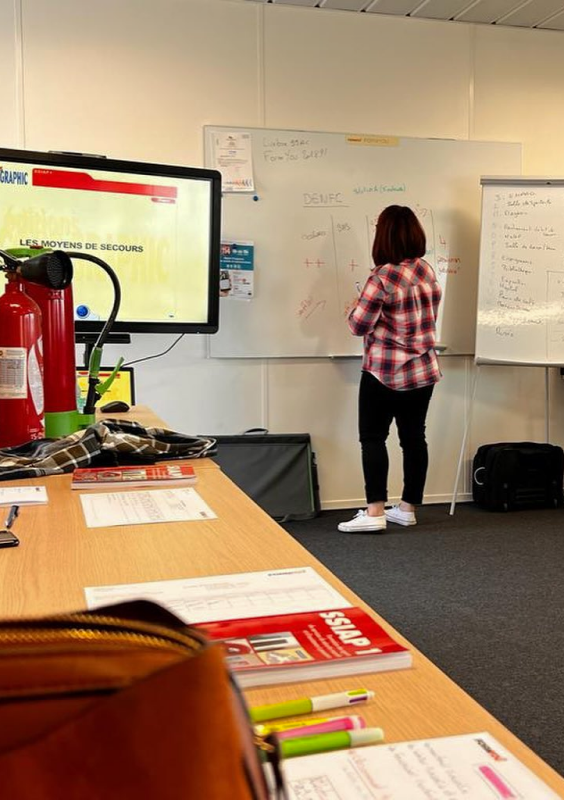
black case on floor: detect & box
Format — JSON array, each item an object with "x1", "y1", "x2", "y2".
[
  {"x1": 207, "y1": 430, "x2": 321, "y2": 522},
  {"x1": 472, "y1": 441, "x2": 564, "y2": 511}
]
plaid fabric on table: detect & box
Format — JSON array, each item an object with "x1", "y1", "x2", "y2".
[{"x1": 0, "y1": 419, "x2": 217, "y2": 482}]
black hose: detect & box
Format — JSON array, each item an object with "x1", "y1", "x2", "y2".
[{"x1": 67, "y1": 252, "x2": 121, "y2": 414}]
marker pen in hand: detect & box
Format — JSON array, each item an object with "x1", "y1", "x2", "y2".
[
  {"x1": 279, "y1": 727, "x2": 385, "y2": 759},
  {"x1": 355, "y1": 281, "x2": 362, "y2": 295}
]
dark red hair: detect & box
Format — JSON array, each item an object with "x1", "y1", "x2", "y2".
[{"x1": 372, "y1": 205, "x2": 426, "y2": 267}]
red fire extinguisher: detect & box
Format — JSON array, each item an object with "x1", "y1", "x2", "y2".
[
  {"x1": 0, "y1": 273, "x2": 45, "y2": 448},
  {"x1": 24, "y1": 281, "x2": 78, "y2": 438},
  {"x1": 0, "y1": 246, "x2": 122, "y2": 446}
]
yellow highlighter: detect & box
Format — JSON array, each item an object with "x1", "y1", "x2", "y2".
[
  {"x1": 255, "y1": 717, "x2": 333, "y2": 735},
  {"x1": 255, "y1": 714, "x2": 365, "y2": 737}
]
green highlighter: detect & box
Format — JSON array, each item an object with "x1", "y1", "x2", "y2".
[
  {"x1": 279, "y1": 727, "x2": 385, "y2": 759},
  {"x1": 249, "y1": 689, "x2": 374, "y2": 723}
]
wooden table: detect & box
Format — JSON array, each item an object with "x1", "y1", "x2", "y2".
[{"x1": 0, "y1": 406, "x2": 562, "y2": 795}]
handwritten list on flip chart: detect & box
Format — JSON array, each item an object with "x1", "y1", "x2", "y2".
[
  {"x1": 205, "y1": 127, "x2": 521, "y2": 358},
  {"x1": 476, "y1": 180, "x2": 564, "y2": 365}
]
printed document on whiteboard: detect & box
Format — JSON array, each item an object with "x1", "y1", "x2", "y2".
[
  {"x1": 211, "y1": 130, "x2": 254, "y2": 192},
  {"x1": 84, "y1": 566, "x2": 351, "y2": 623},
  {"x1": 283, "y1": 732, "x2": 560, "y2": 799},
  {"x1": 80, "y1": 487, "x2": 217, "y2": 528}
]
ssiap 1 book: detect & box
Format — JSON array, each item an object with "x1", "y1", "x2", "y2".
[
  {"x1": 202, "y1": 607, "x2": 411, "y2": 687},
  {"x1": 71, "y1": 463, "x2": 197, "y2": 489}
]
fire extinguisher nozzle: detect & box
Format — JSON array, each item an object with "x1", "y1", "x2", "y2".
[{"x1": 19, "y1": 251, "x2": 73, "y2": 290}]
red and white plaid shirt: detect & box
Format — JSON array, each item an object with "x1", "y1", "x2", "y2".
[{"x1": 348, "y1": 258, "x2": 442, "y2": 391}]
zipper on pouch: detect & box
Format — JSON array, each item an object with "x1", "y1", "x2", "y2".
[{"x1": 0, "y1": 612, "x2": 203, "y2": 655}]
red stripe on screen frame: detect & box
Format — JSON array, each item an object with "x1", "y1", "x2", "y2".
[{"x1": 32, "y1": 168, "x2": 177, "y2": 199}]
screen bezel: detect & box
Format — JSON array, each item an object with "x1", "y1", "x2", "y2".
[{"x1": 0, "y1": 147, "x2": 221, "y2": 335}]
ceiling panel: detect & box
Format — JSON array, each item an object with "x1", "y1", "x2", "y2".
[
  {"x1": 455, "y1": 0, "x2": 529, "y2": 24},
  {"x1": 410, "y1": 0, "x2": 480, "y2": 21},
  {"x1": 268, "y1": 0, "x2": 318, "y2": 5},
  {"x1": 321, "y1": 0, "x2": 371, "y2": 9},
  {"x1": 241, "y1": 0, "x2": 564, "y2": 32},
  {"x1": 538, "y1": 8, "x2": 564, "y2": 26},
  {"x1": 364, "y1": 0, "x2": 422, "y2": 13},
  {"x1": 498, "y1": 0, "x2": 564, "y2": 26}
]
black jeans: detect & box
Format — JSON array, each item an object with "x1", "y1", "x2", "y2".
[{"x1": 359, "y1": 371, "x2": 435, "y2": 505}]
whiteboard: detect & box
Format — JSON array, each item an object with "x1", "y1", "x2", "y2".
[
  {"x1": 205, "y1": 127, "x2": 521, "y2": 358},
  {"x1": 476, "y1": 178, "x2": 564, "y2": 366}
]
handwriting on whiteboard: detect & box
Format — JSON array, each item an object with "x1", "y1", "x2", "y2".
[
  {"x1": 263, "y1": 140, "x2": 328, "y2": 164},
  {"x1": 480, "y1": 189, "x2": 564, "y2": 350},
  {"x1": 297, "y1": 296, "x2": 327, "y2": 319},
  {"x1": 353, "y1": 183, "x2": 406, "y2": 195},
  {"x1": 303, "y1": 192, "x2": 345, "y2": 207}
]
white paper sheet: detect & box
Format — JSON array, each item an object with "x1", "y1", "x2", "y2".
[
  {"x1": 84, "y1": 566, "x2": 350, "y2": 624},
  {"x1": 211, "y1": 130, "x2": 254, "y2": 192},
  {"x1": 79, "y1": 487, "x2": 217, "y2": 529},
  {"x1": 283, "y1": 732, "x2": 560, "y2": 799},
  {"x1": 0, "y1": 486, "x2": 48, "y2": 506}
]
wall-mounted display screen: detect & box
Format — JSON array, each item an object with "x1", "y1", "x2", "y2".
[{"x1": 0, "y1": 148, "x2": 221, "y2": 334}]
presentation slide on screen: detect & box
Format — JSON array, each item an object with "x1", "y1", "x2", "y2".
[{"x1": 0, "y1": 161, "x2": 212, "y2": 323}]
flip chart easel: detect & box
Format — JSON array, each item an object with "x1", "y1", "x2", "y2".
[{"x1": 450, "y1": 176, "x2": 564, "y2": 514}]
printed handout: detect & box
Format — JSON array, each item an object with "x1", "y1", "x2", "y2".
[
  {"x1": 84, "y1": 566, "x2": 351, "y2": 624},
  {"x1": 282, "y1": 732, "x2": 560, "y2": 799},
  {"x1": 79, "y1": 487, "x2": 217, "y2": 529},
  {"x1": 0, "y1": 486, "x2": 48, "y2": 506}
]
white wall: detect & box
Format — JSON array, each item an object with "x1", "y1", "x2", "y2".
[
  {"x1": 3, "y1": 0, "x2": 564, "y2": 508},
  {"x1": 0, "y1": 0, "x2": 21, "y2": 147}
]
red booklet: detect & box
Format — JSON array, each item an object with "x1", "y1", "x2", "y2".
[
  {"x1": 202, "y1": 607, "x2": 411, "y2": 687},
  {"x1": 71, "y1": 463, "x2": 197, "y2": 489}
]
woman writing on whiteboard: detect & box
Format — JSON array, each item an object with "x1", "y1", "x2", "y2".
[{"x1": 338, "y1": 205, "x2": 442, "y2": 533}]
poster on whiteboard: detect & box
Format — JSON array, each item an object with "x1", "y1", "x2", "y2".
[
  {"x1": 220, "y1": 241, "x2": 254, "y2": 299},
  {"x1": 211, "y1": 131, "x2": 254, "y2": 192}
]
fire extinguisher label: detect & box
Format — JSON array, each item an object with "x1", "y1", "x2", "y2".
[
  {"x1": 28, "y1": 343, "x2": 44, "y2": 415},
  {"x1": 0, "y1": 347, "x2": 27, "y2": 398},
  {"x1": 28, "y1": 342, "x2": 44, "y2": 415}
]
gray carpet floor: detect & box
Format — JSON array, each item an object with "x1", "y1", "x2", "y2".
[{"x1": 282, "y1": 503, "x2": 564, "y2": 778}]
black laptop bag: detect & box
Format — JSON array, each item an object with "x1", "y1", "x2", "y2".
[
  {"x1": 472, "y1": 441, "x2": 564, "y2": 511},
  {"x1": 206, "y1": 429, "x2": 320, "y2": 522}
]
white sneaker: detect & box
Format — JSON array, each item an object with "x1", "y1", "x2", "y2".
[
  {"x1": 338, "y1": 509, "x2": 387, "y2": 533},
  {"x1": 385, "y1": 505, "x2": 417, "y2": 526}
]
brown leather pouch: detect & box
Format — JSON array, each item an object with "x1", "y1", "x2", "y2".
[{"x1": 0, "y1": 600, "x2": 279, "y2": 799}]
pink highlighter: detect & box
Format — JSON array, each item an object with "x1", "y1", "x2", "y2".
[{"x1": 275, "y1": 715, "x2": 366, "y2": 741}]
